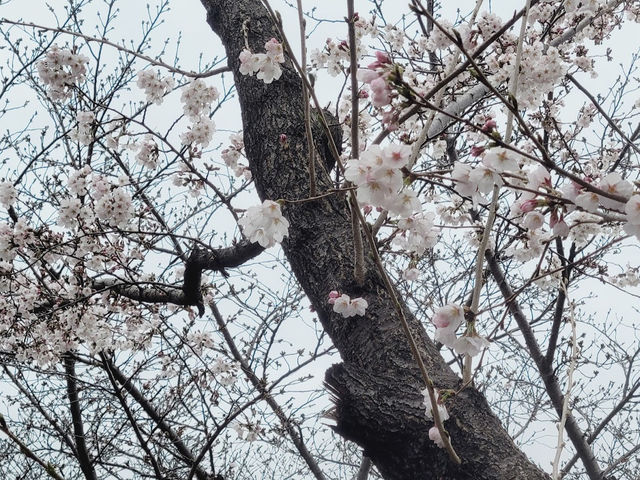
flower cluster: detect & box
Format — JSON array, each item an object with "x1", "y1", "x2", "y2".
[
  {"x1": 180, "y1": 116, "x2": 215, "y2": 148},
  {"x1": 357, "y1": 51, "x2": 393, "y2": 107},
  {"x1": 36, "y1": 45, "x2": 89, "y2": 100},
  {"x1": 181, "y1": 79, "x2": 219, "y2": 118},
  {"x1": 512, "y1": 171, "x2": 637, "y2": 240},
  {"x1": 431, "y1": 304, "x2": 489, "y2": 356},
  {"x1": 311, "y1": 39, "x2": 350, "y2": 76},
  {"x1": 425, "y1": 19, "x2": 455, "y2": 51},
  {"x1": 69, "y1": 111, "x2": 95, "y2": 145},
  {"x1": 0, "y1": 181, "x2": 17, "y2": 208},
  {"x1": 394, "y1": 213, "x2": 439, "y2": 255},
  {"x1": 221, "y1": 133, "x2": 249, "y2": 178},
  {"x1": 67, "y1": 166, "x2": 91, "y2": 196},
  {"x1": 328, "y1": 291, "x2": 368, "y2": 318},
  {"x1": 136, "y1": 70, "x2": 175, "y2": 105},
  {"x1": 95, "y1": 185, "x2": 133, "y2": 229},
  {"x1": 57, "y1": 197, "x2": 83, "y2": 229},
  {"x1": 179, "y1": 79, "x2": 219, "y2": 148},
  {"x1": 0, "y1": 222, "x2": 16, "y2": 262},
  {"x1": 238, "y1": 200, "x2": 289, "y2": 248},
  {"x1": 310, "y1": 16, "x2": 378, "y2": 76},
  {"x1": 345, "y1": 144, "x2": 421, "y2": 217},
  {"x1": 489, "y1": 43, "x2": 567, "y2": 109},
  {"x1": 136, "y1": 136, "x2": 159, "y2": 169},
  {"x1": 238, "y1": 38, "x2": 285, "y2": 84},
  {"x1": 452, "y1": 147, "x2": 522, "y2": 205}
]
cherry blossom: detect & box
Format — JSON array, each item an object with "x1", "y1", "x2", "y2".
[
  {"x1": 522, "y1": 211, "x2": 545, "y2": 231},
  {"x1": 181, "y1": 79, "x2": 219, "y2": 118},
  {"x1": 357, "y1": 51, "x2": 393, "y2": 107},
  {"x1": 431, "y1": 304, "x2": 464, "y2": 348},
  {"x1": 429, "y1": 426, "x2": 445, "y2": 448},
  {"x1": 394, "y1": 213, "x2": 439, "y2": 255},
  {"x1": 0, "y1": 181, "x2": 17, "y2": 208},
  {"x1": 238, "y1": 200, "x2": 289, "y2": 248},
  {"x1": 180, "y1": 116, "x2": 215, "y2": 147},
  {"x1": 597, "y1": 173, "x2": 632, "y2": 209},
  {"x1": 345, "y1": 144, "x2": 421, "y2": 217},
  {"x1": 136, "y1": 136, "x2": 159, "y2": 169},
  {"x1": 94, "y1": 184, "x2": 133, "y2": 228},
  {"x1": 237, "y1": 38, "x2": 286, "y2": 84},
  {"x1": 36, "y1": 45, "x2": 89, "y2": 100},
  {"x1": 70, "y1": 111, "x2": 95, "y2": 145},
  {"x1": 402, "y1": 267, "x2": 420, "y2": 281},
  {"x1": 574, "y1": 191, "x2": 600, "y2": 213},
  {"x1": 482, "y1": 147, "x2": 521, "y2": 173},
  {"x1": 422, "y1": 388, "x2": 450, "y2": 421},
  {"x1": 453, "y1": 335, "x2": 490, "y2": 357},
  {"x1": 136, "y1": 70, "x2": 175, "y2": 105},
  {"x1": 328, "y1": 291, "x2": 368, "y2": 318}
]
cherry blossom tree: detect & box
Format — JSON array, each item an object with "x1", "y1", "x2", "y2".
[{"x1": 1, "y1": 0, "x2": 640, "y2": 479}]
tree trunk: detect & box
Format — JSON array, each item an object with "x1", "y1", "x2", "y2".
[{"x1": 200, "y1": 1, "x2": 550, "y2": 478}]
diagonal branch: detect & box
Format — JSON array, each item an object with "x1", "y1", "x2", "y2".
[
  {"x1": 210, "y1": 302, "x2": 328, "y2": 480},
  {"x1": 485, "y1": 252, "x2": 603, "y2": 480},
  {"x1": 63, "y1": 354, "x2": 98, "y2": 480},
  {"x1": 100, "y1": 356, "x2": 211, "y2": 480},
  {"x1": 0, "y1": 413, "x2": 67, "y2": 480}
]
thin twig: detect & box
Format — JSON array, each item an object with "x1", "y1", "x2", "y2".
[
  {"x1": 210, "y1": 302, "x2": 328, "y2": 480},
  {"x1": 0, "y1": 414, "x2": 67, "y2": 480},
  {"x1": 296, "y1": 0, "x2": 317, "y2": 196},
  {"x1": 0, "y1": 19, "x2": 230, "y2": 78},
  {"x1": 552, "y1": 281, "x2": 578, "y2": 480}
]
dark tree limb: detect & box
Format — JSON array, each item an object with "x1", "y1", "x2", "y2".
[
  {"x1": 0, "y1": 413, "x2": 67, "y2": 480},
  {"x1": 486, "y1": 252, "x2": 603, "y2": 480},
  {"x1": 93, "y1": 240, "x2": 264, "y2": 315},
  {"x1": 63, "y1": 354, "x2": 98, "y2": 480},
  {"x1": 199, "y1": 0, "x2": 551, "y2": 478},
  {"x1": 100, "y1": 353, "x2": 166, "y2": 479}
]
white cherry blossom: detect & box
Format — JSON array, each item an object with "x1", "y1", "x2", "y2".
[{"x1": 238, "y1": 200, "x2": 289, "y2": 248}]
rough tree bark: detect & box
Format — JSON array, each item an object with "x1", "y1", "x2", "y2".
[{"x1": 200, "y1": 1, "x2": 550, "y2": 478}]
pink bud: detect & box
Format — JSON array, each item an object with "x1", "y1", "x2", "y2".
[
  {"x1": 519, "y1": 198, "x2": 539, "y2": 213},
  {"x1": 470, "y1": 145, "x2": 485, "y2": 157},
  {"x1": 367, "y1": 51, "x2": 391, "y2": 70},
  {"x1": 328, "y1": 290, "x2": 340, "y2": 304},
  {"x1": 363, "y1": 205, "x2": 373, "y2": 215},
  {"x1": 481, "y1": 119, "x2": 497, "y2": 133},
  {"x1": 375, "y1": 50, "x2": 390, "y2": 64}
]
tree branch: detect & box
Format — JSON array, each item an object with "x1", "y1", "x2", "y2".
[
  {"x1": 210, "y1": 302, "x2": 328, "y2": 480},
  {"x1": 485, "y1": 252, "x2": 604, "y2": 480},
  {"x1": 93, "y1": 240, "x2": 264, "y2": 315},
  {"x1": 63, "y1": 354, "x2": 97, "y2": 480},
  {"x1": 100, "y1": 356, "x2": 211, "y2": 480},
  {"x1": 0, "y1": 413, "x2": 67, "y2": 480}
]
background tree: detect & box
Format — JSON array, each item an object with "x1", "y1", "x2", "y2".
[{"x1": 1, "y1": 1, "x2": 639, "y2": 479}]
